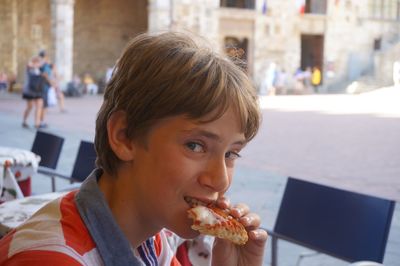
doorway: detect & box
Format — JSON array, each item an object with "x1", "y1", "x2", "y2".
[{"x1": 301, "y1": 34, "x2": 324, "y2": 83}]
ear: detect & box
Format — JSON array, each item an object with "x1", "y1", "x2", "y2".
[{"x1": 107, "y1": 110, "x2": 135, "y2": 161}]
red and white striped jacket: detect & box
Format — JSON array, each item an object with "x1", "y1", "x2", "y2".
[{"x1": 0, "y1": 188, "x2": 181, "y2": 265}]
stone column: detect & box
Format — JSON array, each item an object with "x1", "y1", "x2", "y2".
[
  {"x1": 51, "y1": 0, "x2": 75, "y2": 86},
  {"x1": 11, "y1": 0, "x2": 18, "y2": 77}
]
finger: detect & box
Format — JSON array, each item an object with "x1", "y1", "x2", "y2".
[
  {"x1": 239, "y1": 212, "x2": 261, "y2": 228},
  {"x1": 230, "y1": 203, "x2": 250, "y2": 218},
  {"x1": 248, "y1": 228, "x2": 268, "y2": 242},
  {"x1": 216, "y1": 196, "x2": 230, "y2": 209}
]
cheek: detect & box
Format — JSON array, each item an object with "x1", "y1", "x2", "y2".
[
  {"x1": 148, "y1": 143, "x2": 204, "y2": 191},
  {"x1": 165, "y1": 159, "x2": 196, "y2": 183},
  {"x1": 153, "y1": 150, "x2": 193, "y2": 184}
]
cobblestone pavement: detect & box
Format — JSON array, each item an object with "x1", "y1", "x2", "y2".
[{"x1": 0, "y1": 88, "x2": 399, "y2": 266}]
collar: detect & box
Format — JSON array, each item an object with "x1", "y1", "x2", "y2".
[{"x1": 75, "y1": 168, "x2": 142, "y2": 266}]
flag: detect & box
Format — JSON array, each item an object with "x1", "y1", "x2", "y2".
[
  {"x1": 296, "y1": 0, "x2": 305, "y2": 14},
  {"x1": 262, "y1": 0, "x2": 267, "y2": 15}
]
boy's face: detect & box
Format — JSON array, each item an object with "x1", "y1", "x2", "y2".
[{"x1": 129, "y1": 107, "x2": 246, "y2": 238}]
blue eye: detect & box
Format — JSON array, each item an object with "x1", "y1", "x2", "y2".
[
  {"x1": 225, "y1": 151, "x2": 241, "y2": 160},
  {"x1": 186, "y1": 142, "x2": 205, "y2": 153}
]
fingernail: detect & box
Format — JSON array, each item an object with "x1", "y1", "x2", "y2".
[{"x1": 241, "y1": 216, "x2": 250, "y2": 225}]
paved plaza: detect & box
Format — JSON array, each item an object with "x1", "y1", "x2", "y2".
[{"x1": 0, "y1": 89, "x2": 399, "y2": 266}]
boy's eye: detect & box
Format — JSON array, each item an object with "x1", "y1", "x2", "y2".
[
  {"x1": 225, "y1": 151, "x2": 241, "y2": 160},
  {"x1": 186, "y1": 142, "x2": 205, "y2": 153}
]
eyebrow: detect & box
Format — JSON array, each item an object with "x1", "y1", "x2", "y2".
[{"x1": 182, "y1": 129, "x2": 246, "y2": 146}]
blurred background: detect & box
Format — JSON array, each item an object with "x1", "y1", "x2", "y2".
[{"x1": 1, "y1": 0, "x2": 399, "y2": 95}]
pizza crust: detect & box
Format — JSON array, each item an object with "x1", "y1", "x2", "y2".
[{"x1": 187, "y1": 205, "x2": 248, "y2": 245}]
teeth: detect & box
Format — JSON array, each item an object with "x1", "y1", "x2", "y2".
[{"x1": 184, "y1": 196, "x2": 208, "y2": 207}]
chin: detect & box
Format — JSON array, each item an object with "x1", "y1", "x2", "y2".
[
  {"x1": 176, "y1": 228, "x2": 200, "y2": 240},
  {"x1": 170, "y1": 219, "x2": 200, "y2": 240}
]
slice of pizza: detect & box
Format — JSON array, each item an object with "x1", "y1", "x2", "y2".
[{"x1": 187, "y1": 205, "x2": 248, "y2": 245}]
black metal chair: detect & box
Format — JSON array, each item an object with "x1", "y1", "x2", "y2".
[
  {"x1": 39, "y1": 140, "x2": 96, "y2": 192},
  {"x1": 31, "y1": 130, "x2": 64, "y2": 170},
  {"x1": 268, "y1": 177, "x2": 395, "y2": 266},
  {"x1": 69, "y1": 140, "x2": 97, "y2": 183}
]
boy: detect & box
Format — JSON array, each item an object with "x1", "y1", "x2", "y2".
[{"x1": 0, "y1": 32, "x2": 267, "y2": 265}]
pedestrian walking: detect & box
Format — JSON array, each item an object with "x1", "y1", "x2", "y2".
[
  {"x1": 37, "y1": 50, "x2": 54, "y2": 128},
  {"x1": 21, "y1": 56, "x2": 44, "y2": 129}
]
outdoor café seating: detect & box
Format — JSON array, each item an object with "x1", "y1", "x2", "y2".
[
  {"x1": 31, "y1": 130, "x2": 64, "y2": 170},
  {"x1": 0, "y1": 191, "x2": 66, "y2": 238},
  {"x1": 0, "y1": 139, "x2": 95, "y2": 238},
  {"x1": 0, "y1": 146, "x2": 40, "y2": 201},
  {"x1": 267, "y1": 177, "x2": 395, "y2": 266},
  {"x1": 38, "y1": 140, "x2": 96, "y2": 192}
]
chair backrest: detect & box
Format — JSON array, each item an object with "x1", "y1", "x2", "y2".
[
  {"x1": 70, "y1": 140, "x2": 96, "y2": 182},
  {"x1": 273, "y1": 177, "x2": 395, "y2": 263},
  {"x1": 31, "y1": 131, "x2": 64, "y2": 169}
]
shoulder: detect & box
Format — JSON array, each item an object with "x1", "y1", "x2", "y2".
[
  {"x1": 40, "y1": 63, "x2": 51, "y2": 72},
  {"x1": 0, "y1": 192, "x2": 100, "y2": 265}
]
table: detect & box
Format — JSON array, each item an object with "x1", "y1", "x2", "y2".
[
  {"x1": 0, "y1": 147, "x2": 41, "y2": 202},
  {"x1": 0, "y1": 191, "x2": 66, "y2": 237}
]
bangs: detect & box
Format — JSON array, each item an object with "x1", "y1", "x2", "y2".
[{"x1": 183, "y1": 55, "x2": 261, "y2": 142}]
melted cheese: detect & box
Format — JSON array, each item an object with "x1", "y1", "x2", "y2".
[{"x1": 191, "y1": 206, "x2": 219, "y2": 225}]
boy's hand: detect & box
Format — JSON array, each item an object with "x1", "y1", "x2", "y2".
[{"x1": 211, "y1": 197, "x2": 268, "y2": 266}]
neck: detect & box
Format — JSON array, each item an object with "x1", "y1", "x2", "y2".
[{"x1": 98, "y1": 169, "x2": 159, "y2": 248}]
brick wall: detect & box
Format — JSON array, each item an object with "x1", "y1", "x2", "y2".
[
  {"x1": 0, "y1": 0, "x2": 147, "y2": 85},
  {"x1": 0, "y1": 0, "x2": 52, "y2": 84},
  {"x1": 73, "y1": 0, "x2": 148, "y2": 83}
]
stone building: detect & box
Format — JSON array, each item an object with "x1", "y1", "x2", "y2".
[
  {"x1": 0, "y1": 0, "x2": 399, "y2": 92},
  {"x1": 0, "y1": 0, "x2": 147, "y2": 89}
]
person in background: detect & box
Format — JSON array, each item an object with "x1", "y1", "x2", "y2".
[
  {"x1": 294, "y1": 67, "x2": 305, "y2": 94},
  {"x1": 311, "y1": 66, "x2": 322, "y2": 93},
  {"x1": 0, "y1": 32, "x2": 267, "y2": 265},
  {"x1": 393, "y1": 60, "x2": 400, "y2": 89},
  {"x1": 274, "y1": 68, "x2": 288, "y2": 95},
  {"x1": 21, "y1": 56, "x2": 44, "y2": 128},
  {"x1": 66, "y1": 74, "x2": 84, "y2": 97},
  {"x1": 303, "y1": 66, "x2": 312, "y2": 94},
  {"x1": 0, "y1": 71, "x2": 8, "y2": 92},
  {"x1": 38, "y1": 50, "x2": 53, "y2": 128},
  {"x1": 83, "y1": 73, "x2": 99, "y2": 95},
  {"x1": 260, "y1": 62, "x2": 277, "y2": 96},
  {"x1": 50, "y1": 64, "x2": 66, "y2": 112}
]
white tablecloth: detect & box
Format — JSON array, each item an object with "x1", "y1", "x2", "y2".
[
  {"x1": 0, "y1": 191, "x2": 66, "y2": 237},
  {"x1": 0, "y1": 147, "x2": 41, "y2": 202}
]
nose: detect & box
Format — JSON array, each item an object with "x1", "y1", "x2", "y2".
[{"x1": 199, "y1": 157, "x2": 231, "y2": 192}]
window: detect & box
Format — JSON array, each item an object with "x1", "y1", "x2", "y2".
[
  {"x1": 305, "y1": 0, "x2": 327, "y2": 14},
  {"x1": 369, "y1": 0, "x2": 400, "y2": 20},
  {"x1": 374, "y1": 38, "x2": 382, "y2": 50},
  {"x1": 220, "y1": 0, "x2": 255, "y2": 9}
]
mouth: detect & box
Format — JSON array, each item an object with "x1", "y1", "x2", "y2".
[{"x1": 184, "y1": 196, "x2": 214, "y2": 208}]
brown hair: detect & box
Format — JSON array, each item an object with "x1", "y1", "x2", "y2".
[{"x1": 95, "y1": 32, "x2": 261, "y2": 175}]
